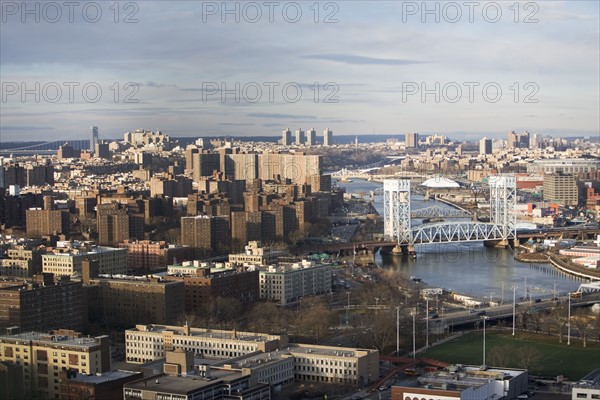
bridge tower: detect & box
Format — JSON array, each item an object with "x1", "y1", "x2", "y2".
[
  {"x1": 384, "y1": 179, "x2": 412, "y2": 250},
  {"x1": 488, "y1": 174, "x2": 517, "y2": 244}
]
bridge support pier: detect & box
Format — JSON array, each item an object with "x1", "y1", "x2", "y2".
[
  {"x1": 484, "y1": 239, "x2": 509, "y2": 248},
  {"x1": 391, "y1": 244, "x2": 416, "y2": 257}
]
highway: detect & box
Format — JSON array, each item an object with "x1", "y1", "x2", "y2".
[{"x1": 437, "y1": 292, "x2": 600, "y2": 327}]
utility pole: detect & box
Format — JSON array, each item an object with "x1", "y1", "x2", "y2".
[{"x1": 512, "y1": 285, "x2": 517, "y2": 336}]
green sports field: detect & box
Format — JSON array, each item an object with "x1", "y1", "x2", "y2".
[{"x1": 421, "y1": 330, "x2": 600, "y2": 380}]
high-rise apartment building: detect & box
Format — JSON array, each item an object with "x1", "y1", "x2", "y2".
[
  {"x1": 25, "y1": 208, "x2": 69, "y2": 238},
  {"x1": 306, "y1": 128, "x2": 316, "y2": 146},
  {"x1": 258, "y1": 260, "x2": 332, "y2": 306},
  {"x1": 282, "y1": 128, "x2": 292, "y2": 146},
  {"x1": 479, "y1": 137, "x2": 493, "y2": 155},
  {"x1": 117, "y1": 240, "x2": 191, "y2": 273},
  {"x1": 94, "y1": 142, "x2": 110, "y2": 159},
  {"x1": 295, "y1": 129, "x2": 305, "y2": 145},
  {"x1": 323, "y1": 128, "x2": 333, "y2": 146},
  {"x1": 181, "y1": 215, "x2": 230, "y2": 254},
  {"x1": 97, "y1": 202, "x2": 144, "y2": 246},
  {"x1": 163, "y1": 263, "x2": 259, "y2": 314},
  {"x1": 0, "y1": 330, "x2": 110, "y2": 399},
  {"x1": 192, "y1": 152, "x2": 220, "y2": 181},
  {"x1": 543, "y1": 173, "x2": 579, "y2": 206},
  {"x1": 0, "y1": 274, "x2": 86, "y2": 333},
  {"x1": 405, "y1": 133, "x2": 419, "y2": 148},
  {"x1": 83, "y1": 261, "x2": 185, "y2": 327}
]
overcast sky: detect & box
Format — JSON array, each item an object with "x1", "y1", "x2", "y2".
[{"x1": 1, "y1": 1, "x2": 598, "y2": 141}]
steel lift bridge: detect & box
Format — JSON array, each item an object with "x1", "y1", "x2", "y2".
[{"x1": 383, "y1": 175, "x2": 517, "y2": 253}]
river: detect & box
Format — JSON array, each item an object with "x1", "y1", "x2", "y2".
[{"x1": 335, "y1": 178, "x2": 582, "y2": 300}]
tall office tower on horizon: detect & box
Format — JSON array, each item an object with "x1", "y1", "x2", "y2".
[
  {"x1": 295, "y1": 129, "x2": 305, "y2": 145},
  {"x1": 479, "y1": 137, "x2": 493, "y2": 155},
  {"x1": 0, "y1": 156, "x2": 4, "y2": 188},
  {"x1": 90, "y1": 126, "x2": 99, "y2": 152},
  {"x1": 323, "y1": 128, "x2": 332, "y2": 146},
  {"x1": 282, "y1": 128, "x2": 292, "y2": 146},
  {"x1": 306, "y1": 128, "x2": 316, "y2": 146},
  {"x1": 405, "y1": 132, "x2": 419, "y2": 148}
]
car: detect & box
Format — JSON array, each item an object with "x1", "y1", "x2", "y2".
[
  {"x1": 534, "y1": 298, "x2": 541, "y2": 303},
  {"x1": 477, "y1": 311, "x2": 487, "y2": 316},
  {"x1": 379, "y1": 384, "x2": 391, "y2": 391}
]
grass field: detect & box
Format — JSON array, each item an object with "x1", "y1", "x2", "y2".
[{"x1": 421, "y1": 330, "x2": 600, "y2": 380}]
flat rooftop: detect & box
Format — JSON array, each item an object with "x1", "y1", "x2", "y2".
[
  {"x1": 574, "y1": 368, "x2": 600, "y2": 389},
  {"x1": 285, "y1": 343, "x2": 372, "y2": 358},
  {"x1": 68, "y1": 370, "x2": 140, "y2": 384},
  {"x1": 0, "y1": 332, "x2": 107, "y2": 349},
  {"x1": 129, "y1": 325, "x2": 281, "y2": 343},
  {"x1": 416, "y1": 365, "x2": 526, "y2": 390},
  {"x1": 126, "y1": 369, "x2": 243, "y2": 394}
]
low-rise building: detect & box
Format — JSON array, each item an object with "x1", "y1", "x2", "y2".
[
  {"x1": 228, "y1": 241, "x2": 283, "y2": 266},
  {"x1": 42, "y1": 243, "x2": 127, "y2": 277},
  {"x1": 124, "y1": 349, "x2": 272, "y2": 400},
  {"x1": 391, "y1": 364, "x2": 528, "y2": 400},
  {"x1": 59, "y1": 369, "x2": 142, "y2": 400},
  {"x1": 124, "y1": 324, "x2": 379, "y2": 387},
  {"x1": 572, "y1": 368, "x2": 600, "y2": 400},
  {"x1": 125, "y1": 323, "x2": 286, "y2": 364}
]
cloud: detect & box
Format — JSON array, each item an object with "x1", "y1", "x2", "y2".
[
  {"x1": 302, "y1": 54, "x2": 429, "y2": 66},
  {"x1": 247, "y1": 113, "x2": 316, "y2": 119},
  {"x1": 218, "y1": 123, "x2": 254, "y2": 126},
  {"x1": 0, "y1": 126, "x2": 55, "y2": 131}
]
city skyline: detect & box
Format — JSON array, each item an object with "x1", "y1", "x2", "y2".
[{"x1": 1, "y1": 1, "x2": 599, "y2": 141}]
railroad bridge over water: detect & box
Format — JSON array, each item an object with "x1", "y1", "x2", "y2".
[{"x1": 383, "y1": 175, "x2": 517, "y2": 253}]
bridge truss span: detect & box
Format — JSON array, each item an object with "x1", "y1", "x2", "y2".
[
  {"x1": 411, "y1": 206, "x2": 471, "y2": 219},
  {"x1": 412, "y1": 222, "x2": 505, "y2": 244}
]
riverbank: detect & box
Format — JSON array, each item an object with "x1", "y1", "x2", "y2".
[{"x1": 515, "y1": 251, "x2": 600, "y2": 281}]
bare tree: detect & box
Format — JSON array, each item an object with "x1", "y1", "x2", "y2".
[
  {"x1": 571, "y1": 309, "x2": 593, "y2": 348},
  {"x1": 516, "y1": 346, "x2": 541, "y2": 370},
  {"x1": 488, "y1": 344, "x2": 511, "y2": 367}
]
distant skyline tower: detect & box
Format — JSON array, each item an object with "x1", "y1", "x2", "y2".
[
  {"x1": 323, "y1": 128, "x2": 333, "y2": 146},
  {"x1": 405, "y1": 133, "x2": 419, "y2": 148},
  {"x1": 90, "y1": 126, "x2": 99, "y2": 152},
  {"x1": 281, "y1": 128, "x2": 292, "y2": 146},
  {"x1": 0, "y1": 156, "x2": 4, "y2": 189},
  {"x1": 479, "y1": 137, "x2": 493, "y2": 155},
  {"x1": 306, "y1": 128, "x2": 316, "y2": 146},
  {"x1": 295, "y1": 129, "x2": 305, "y2": 145}
]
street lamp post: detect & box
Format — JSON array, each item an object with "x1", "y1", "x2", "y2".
[
  {"x1": 411, "y1": 308, "x2": 416, "y2": 359},
  {"x1": 482, "y1": 315, "x2": 489, "y2": 367},
  {"x1": 425, "y1": 298, "x2": 429, "y2": 347},
  {"x1": 346, "y1": 291, "x2": 350, "y2": 325},
  {"x1": 512, "y1": 285, "x2": 517, "y2": 336},
  {"x1": 396, "y1": 307, "x2": 400, "y2": 356}
]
